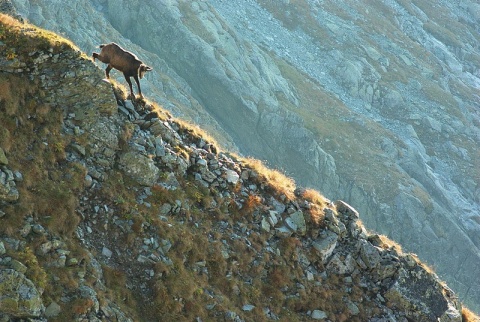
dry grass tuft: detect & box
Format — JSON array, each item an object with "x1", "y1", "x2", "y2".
[
  {"x1": 299, "y1": 188, "x2": 329, "y2": 226},
  {"x1": 462, "y1": 307, "x2": 480, "y2": 322},
  {"x1": 378, "y1": 234, "x2": 404, "y2": 254},
  {"x1": 0, "y1": 13, "x2": 78, "y2": 57},
  {"x1": 242, "y1": 158, "x2": 296, "y2": 200}
]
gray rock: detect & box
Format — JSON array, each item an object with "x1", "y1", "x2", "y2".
[
  {"x1": 261, "y1": 217, "x2": 270, "y2": 232},
  {"x1": 384, "y1": 267, "x2": 461, "y2": 322},
  {"x1": 311, "y1": 309, "x2": 327, "y2": 320},
  {"x1": 102, "y1": 247, "x2": 113, "y2": 258},
  {"x1": 326, "y1": 253, "x2": 356, "y2": 275},
  {"x1": 31, "y1": 224, "x2": 46, "y2": 235},
  {"x1": 288, "y1": 211, "x2": 306, "y2": 235},
  {"x1": 312, "y1": 231, "x2": 338, "y2": 263},
  {"x1": 225, "y1": 169, "x2": 240, "y2": 184},
  {"x1": 0, "y1": 169, "x2": 19, "y2": 202},
  {"x1": 242, "y1": 304, "x2": 255, "y2": 311},
  {"x1": 159, "y1": 203, "x2": 172, "y2": 216},
  {"x1": 358, "y1": 240, "x2": 382, "y2": 269},
  {"x1": 119, "y1": 152, "x2": 160, "y2": 186},
  {"x1": 45, "y1": 301, "x2": 61, "y2": 318}
]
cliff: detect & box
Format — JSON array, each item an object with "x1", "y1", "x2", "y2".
[{"x1": 0, "y1": 13, "x2": 478, "y2": 322}]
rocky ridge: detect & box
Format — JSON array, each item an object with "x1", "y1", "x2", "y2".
[{"x1": 0, "y1": 13, "x2": 478, "y2": 322}]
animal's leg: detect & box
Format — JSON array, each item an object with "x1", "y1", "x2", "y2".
[
  {"x1": 105, "y1": 65, "x2": 112, "y2": 79},
  {"x1": 92, "y1": 53, "x2": 98, "y2": 61},
  {"x1": 124, "y1": 74, "x2": 134, "y2": 97},
  {"x1": 134, "y1": 75, "x2": 143, "y2": 98}
]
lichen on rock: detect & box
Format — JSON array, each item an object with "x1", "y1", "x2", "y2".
[{"x1": 0, "y1": 269, "x2": 44, "y2": 318}]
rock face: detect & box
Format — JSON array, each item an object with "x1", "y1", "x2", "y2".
[
  {"x1": 0, "y1": 269, "x2": 44, "y2": 318},
  {"x1": 0, "y1": 4, "x2": 479, "y2": 321}
]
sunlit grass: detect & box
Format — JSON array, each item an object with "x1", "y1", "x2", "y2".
[{"x1": 0, "y1": 13, "x2": 79, "y2": 59}]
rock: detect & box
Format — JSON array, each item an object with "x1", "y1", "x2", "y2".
[
  {"x1": 268, "y1": 210, "x2": 279, "y2": 227},
  {"x1": 288, "y1": 211, "x2": 306, "y2": 235},
  {"x1": 19, "y1": 223, "x2": 31, "y2": 237},
  {"x1": 159, "y1": 203, "x2": 172, "y2": 216},
  {"x1": 0, "y1": 269, "x2": 44, "y2": 318},
  {"x1": 285, "y1": 217, "x2": 297, "y2": 231},
  {"x1": 312, "y1": 231, "x2": 338, "y2": 263},
  {"x1": 0, "y1": 169, "x2": 19, "y2": 202},
  {"x1": 102, "y1": 247, "x2": 113, "y2": 258},
  {"x1": 334, "y1": 201, "x2": 359, "y2": 220},
  {"x1": 242, "y1": 304, "x2": 255, "y2": 311},
  {"x1": 384, "y1": 266, "x2": 462, "y2": 322},
  {"x1": 38, "y1": 242, "x2": 53, "y2": 256},
  {"x1": 225, "y1": 169, "x2": 240, "y2": 184},
  {"x1": 423, "y1": 116, "x2": 442, "y2": 133},
  {"x1": 45, "y1": 301, "x2": 61, "y2": 317},
  {"x1": 119, "y1": 152, "x2": 160, "y2": 186},
  {"x1": 358, "y1": 240, "x2": 382, "y2": 269},
  {"x1": 324, "y1": 208, "x2": 346, "y2": 237},
  {"x1": 0, "y1": 241, "x2": 5, "y2": 255},
  {"x1": 345, "y1": 299, "x2": 360, "y2": 315},
  {"x1": 261, "y1": 217, "x2": 270, "y2": 232},
  {"x1": 439, "y1": 303, "x2": 463, "y2": 322},
  {"x1": 10, "y1": 260, "x2": 27, "y2": 274},
  {"x1": 0, "y1": 147, "x2": 7, "y2": 165},
  {"x1": 326, "y1": 253, "x2": 356, "y2": 275},
  {"x1": 31, "y1": 224, "x2": 46, "y2": 235},
  {"x1": 78, "y1": 285, "x2": 100, "y2": 313},
  {"x1": 149, "y1": 121, "x2": 181, "y2": 145},
  {"x1": 311, "y1": 309, "x2": 327, "y2": 320}
]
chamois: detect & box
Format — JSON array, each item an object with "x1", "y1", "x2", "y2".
[{"x1": 92, "y1": 43, "x2": 152, "y2": 98}]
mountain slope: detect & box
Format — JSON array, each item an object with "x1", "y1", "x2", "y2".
[
  {"x1": 8, "y1": 0, "x2": 480, "y2": 312},
  {"x1": 0, "y1": 14, "x2": 478, "y2": 321}
]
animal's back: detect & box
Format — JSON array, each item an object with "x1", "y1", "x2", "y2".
[{"x1": 101, "y1": 43, "x2": 140, "y2": 71}]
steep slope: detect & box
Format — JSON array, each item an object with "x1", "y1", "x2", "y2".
[
  {"x1": 8, "y1": 0, "x2": 480, "y2": 312},
  {"x1": 1, "y1": 14, "x2": 478, "y2": 322}
]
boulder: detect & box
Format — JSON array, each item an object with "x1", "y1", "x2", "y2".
[
  {"x1": 312, "y1": 231, "x2": 338, "y2": 263},
  {"x1": 384, "y1": 266, "x2": 462, "y2": 322},
  {"x1": 119, "y1": 152, "x2": 160, "y2": 186},
  {"x1": 0, "y1": 269, "x2": 44, "y2": 318}
]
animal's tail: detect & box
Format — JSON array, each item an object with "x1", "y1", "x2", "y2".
[{"x1": 99, "y1": 44, "x2": 106, "y2": 48}]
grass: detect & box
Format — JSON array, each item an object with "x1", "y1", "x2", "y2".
[
  {"x1": 462, "y1": 307, "x2": 480, "y2": 322},
  {"x1": 0, "y1": 14, "x2": 79, "y2": 60},
  {"x1": 0, "y1": 69, "x2": 84, "y2": 236},
  {"x1": 299, "y1": 188, "x2": 330, "y2": 226},
  {"x1": 241, "y1": 157, "x2": 296, "y2": 200}
]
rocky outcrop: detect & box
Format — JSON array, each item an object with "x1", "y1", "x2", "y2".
[{"x1": 0, "y1": 269, "x2": 44, "y2": 318}]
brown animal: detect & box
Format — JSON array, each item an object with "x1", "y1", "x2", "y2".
[{"x1": 92, "y1": 43, "x2": 152, "y2": 98}]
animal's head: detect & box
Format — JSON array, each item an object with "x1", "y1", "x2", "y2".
[{"x1": 138, "y1": 64, "x2": 153, "y2": 79}]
